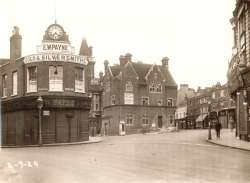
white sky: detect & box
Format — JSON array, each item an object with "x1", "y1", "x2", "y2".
[{"x1": 0, "y1": 0, "x2": 235, "y2": 90}]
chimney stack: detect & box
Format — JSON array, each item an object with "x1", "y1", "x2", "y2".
[
  {"x1": 10, "y1": 26, "x2": 22, "y2": 61},
  {"x1": 104, "y1": 60, "x2": 109, "y2": 74},
  {"x1": 162, "y1": 57, "x2": 169, "y2": 68}
]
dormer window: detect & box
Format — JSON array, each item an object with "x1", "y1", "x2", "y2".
[{"x1": 125, "y1": 81, "x2": 133, "y2": 92}]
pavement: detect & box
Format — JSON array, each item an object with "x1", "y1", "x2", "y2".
[
  {"x1": 1, "y1": 136, "x2": 103, "y2": 148},
  {"x1": 207, "y1": 129, "x2": 250, "y2": 151}
]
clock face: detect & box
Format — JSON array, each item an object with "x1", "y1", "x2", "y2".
[{"x1": 48, "y1": 25, "x2": 64, "y2": 40}]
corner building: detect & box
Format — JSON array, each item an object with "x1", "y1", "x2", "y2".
[
  {"x1": 102, "y1": 54, "x2": 177, "y2": 135},
  {"x1": 0, "y1": 24, "x2": 93, "y2": 146},
  {"x1": 228, "y1": 0, "x2": 250, "y2": 141}
]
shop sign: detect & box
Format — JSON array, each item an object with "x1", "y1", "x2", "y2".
[
  {"x1": 37, "y1": 42, "x2": 75, "y2": 54},
  {"x1": 52, "y1": 99, "x2": 75, "y2": 107},
  {"x1": 24, "y1": 54, "x2": 88, "y2": 65}
]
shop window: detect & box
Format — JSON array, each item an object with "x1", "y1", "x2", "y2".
[
  {"x1": 27, "y1": 66, "x2": 37, "y2": 93},
  {"x1": 125, "y1": 81, "x2": 133, "y2": 92},
  {"x1": 111, "y1": 95, "x2": 116, "y2": 105},
  {"x1": 12, "y1": 71, "x2": 18, "y2": 96},
  {"x1": 49, "y1": 66, "x2": 63, "y2": 91},
  {"x1": 75, "y1": 67, "x2": 85, "y2": 93},
  {"x1": 141, "y1": 97, "x2": 149, "y2": 105},
  {"x1": 126, "y1": 113, "x2": 133, "y2": 125},
  {"x1": 142, "y1": 115, "x2": 149, "y2": 125},
  {"x1": 2, "y1": 74, "x2": 7, "y2": 97},
  {"x1": 167, "y1": 98, "x2": 173, "y2": 107}
]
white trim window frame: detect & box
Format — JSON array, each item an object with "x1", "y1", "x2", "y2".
[
  {"x1": 126, "y1": 113, "x2": 134, "y2": 126},
  {"x1": 49, "y1": 66, "x2": 63, "y2": 92},
  {"x1": 149, "y1": 81, "x2": 162, "y2": 93},
  {"x1": 12, "y1": 71, "x2": 18, "y2": 96},
  {"x1": 167, "y1": 98, "x2": 173, "y2": 107},
  {"x1": 2, "y1": 74, "x2": 7, "y2": 98},
  {"x1": 75, "y1": 67, "x2": 85, "y2": 93},
  {"x1": 27, "y1": 66, "x2": 37, "y2": 93}
]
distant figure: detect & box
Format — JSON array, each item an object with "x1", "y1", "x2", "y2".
[{"x1": 215, "y1": 122, "x2": 222, "y2": 138}]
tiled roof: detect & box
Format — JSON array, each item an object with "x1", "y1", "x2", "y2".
[
  {"x1": 109, "y1": 61, "x2": 177, "y2": 87},
  {"x1": 160, "y1": 67, "x2": 177, "y2": 87},
  {"x1": 132, "y1": 62, "x2": 151, "y2": 83}
]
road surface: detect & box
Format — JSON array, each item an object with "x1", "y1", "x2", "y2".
[{"x1": 1, "y1": 129, "x2": 250, "y2": 183}]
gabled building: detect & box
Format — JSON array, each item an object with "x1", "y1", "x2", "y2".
[{"x1": 102, "y1": 53, "x2": 177, "y2": 135}]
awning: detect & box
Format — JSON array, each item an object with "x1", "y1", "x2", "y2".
[{"x1": 196, "y1": 114, "x2": 208, "y2": 122}]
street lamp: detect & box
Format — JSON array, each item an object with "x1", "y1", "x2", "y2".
[
  {"x1": 36, "y1": 96, "x2": 43, "y2": 145},
  {"x1": 208, "y1": 101, "x2": 212, "y2": 140}
]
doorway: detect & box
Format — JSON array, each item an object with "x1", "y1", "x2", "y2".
[{"x1": 158, "y1": 116, "x2": 163, "y2": 128}]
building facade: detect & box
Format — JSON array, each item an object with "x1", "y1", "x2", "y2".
[
  {"x1": 102, "y1": 54, "x2": 177, "y2": 135},
  {"x1": 0, "y1": 24, "x2": 93, "y2": 146},
  {"x1": 175, "y1": 84, "x2": 195, "y2": 129},
  {"x1": 187, "y1": 87, "x2": 210, "y2": 129},
  {"x1": 228, "y1": 0, "x2": 250, "y2": 141},
  {"x1": 186, "y1": 83, "x2": 235, "y2": 129}
]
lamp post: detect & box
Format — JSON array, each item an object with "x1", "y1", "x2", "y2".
[
  {"x1": 208, "y1": 101, "x2": 212, "y2": 140},
  {"x1": 36, "y1": 96, "x2": 43, "y2": 146}
]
